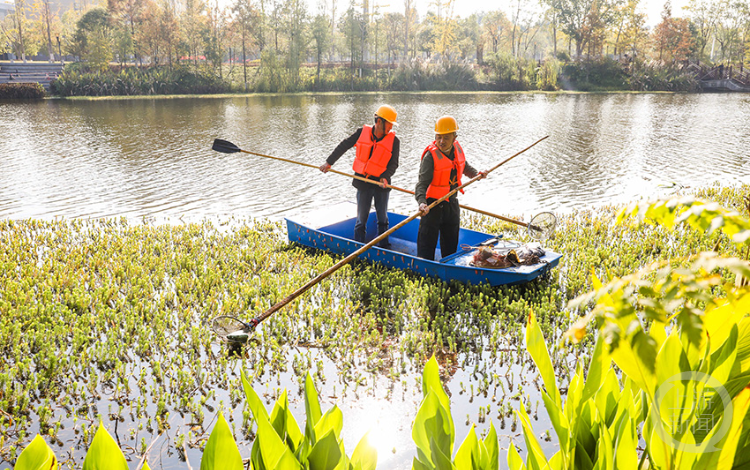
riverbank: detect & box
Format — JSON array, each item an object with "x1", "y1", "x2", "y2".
[{"x1": 37, "y1": 58, "x2": 709, "y2": 98}]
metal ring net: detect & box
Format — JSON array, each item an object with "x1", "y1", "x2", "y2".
[
  {"x1": 211, "y1": 315, "x2": 248, "y2": 337},
  {"x1": 526, "y1": 212, "x2": 557, "y2": 241}
]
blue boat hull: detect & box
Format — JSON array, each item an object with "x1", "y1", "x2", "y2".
[{"x1": 285, "y1": 205, "x2": 561, "y2": 287}]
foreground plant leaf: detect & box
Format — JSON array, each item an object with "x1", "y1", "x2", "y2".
[
  {"x1": 200, "y1": 413, "x2": 243, "y2": 470},
  {"x1": 82, "y1": 421, "x2": 128, "y2": 470},
  {"x1": 14, "y1": 435, "x2": 58, "y2": 470}
]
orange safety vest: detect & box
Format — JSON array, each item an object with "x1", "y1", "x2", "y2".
[
  {"x1": 422, "y1": 141, "x2": 466, "y2": 200},
  {"x1": 352, "y1": 125, "x2": 396, "y2": 178}
]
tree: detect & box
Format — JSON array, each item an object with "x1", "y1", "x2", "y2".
[
  {"x1": 482, "y1": 10, "x2": 511, "y2": 54},
  {"x1": 311, "y1": 13, "x2": 330, "y2": 88},
  {"x1": 553, "y1": 0, "x2": 623, "y2": 58},
  {"x1": 284, "y1": 0, "x2": 307, "y2": 88},
  {"x1": 74, "y1": 7, "x2": 112, "y2": 64},
  {"x1": 340, "y1": 4, "x2": 362, "y2": 87},
  {"x1": 686, "y1": 0, "x2": 721, "y2": 60},
  {"x1": 651, "y1": 1, "x2": 695, "y2": 63}
]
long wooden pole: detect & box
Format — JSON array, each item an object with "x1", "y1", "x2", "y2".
[
  {"x1": 252, "y1": 136, "x2": 548, "y2": 324},
  {"x1": 233, "y1": 138, "x2": 550, "y2": 228}
]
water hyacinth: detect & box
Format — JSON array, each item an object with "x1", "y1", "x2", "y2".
[{"x1": 0, "y1": 184, "x2": 747, "y2": 467}]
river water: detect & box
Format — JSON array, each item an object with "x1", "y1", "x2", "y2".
[{"x1": 2, "y1": 92, "x2": 749, "y2": 222}]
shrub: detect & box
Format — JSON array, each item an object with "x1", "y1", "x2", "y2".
[
  {"x1": 50, "y1": 64, "x2": 231, "y2": 96},
  {"x1": 0, "y1": 83, "x2": 46, "y2": 99}
]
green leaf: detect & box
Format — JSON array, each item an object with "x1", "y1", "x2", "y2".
[
  {"x1": 516, "y1": 403, "x2": 548, "y2": 470},
  {"x1": 82, "y1": 421, "x2": 129, "y2": 470},
  {"x1": 200, "y1": 413, "x2": 243, "y2": 470},
  {"x1": 506, "y1": 443, "x2": 526, "y2": 470},
  {"x1": 483, "y1": 422, "x2": 499, "y2": 470},
  {"x1": 412, "y1": 391, "x2": 453, "y2": 465},
  {"x1": 526, "y1": 310, "x2": 561, "y2": 407},
  {"x1": 412, "y1": 457, "x2": 432, "y2": 470},
  {"x1": 305, "y1": 372, "x2": 323, "y2": 443},
  {"x1": 308, "y1": 430, "x2": 342, "y2": 470},
  {"x1": 453, "y1": 426, "x2": 479, "y2": 470},
  {"x1": 350, "y1": 432, "x2": 377, "y2": 470},
  {"x1": 15, "y1": 435, "x2": 58, "y2": 470},
  {"x1": 313, "y1": 406, "x2": 343, "y2": 443},
  {"x1": 422, "y1": 355, "x2": 455, "y2": 445},
  {"x1": 255, "y1": 407, "x2": 297, "y2": 468},
  {"x1": 241, "y1": 369, "x2": 270, "y2": 423},
  {"x1": 429, "y1": 437, "x2": 455, "y2": 470},
  {"x1": 613, "y1": 414, "x2": 638, "y2": 470},
  {"x1": 142, "y1": 461, "x2": 151, "y2": 470}
]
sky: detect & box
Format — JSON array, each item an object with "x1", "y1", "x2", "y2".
[{"x1": 306, "y1": 0, "x2": 692, "y2": 27}]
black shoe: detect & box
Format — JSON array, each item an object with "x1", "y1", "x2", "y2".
[{"x1": 378, "y1": 241, "x2": 392, "y2": 249}]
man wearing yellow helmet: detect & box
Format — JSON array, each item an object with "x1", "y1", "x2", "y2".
[
  {"x1": 320, "y1": 105, "x2": 400, "y2": 248},
  {"x1": 415, "y1": 115, "x2": 487, "y2": 260}
]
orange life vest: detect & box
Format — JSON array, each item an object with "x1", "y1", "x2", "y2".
[
  {"x1": 422, "y1": 141, "x2": 466, "y2": 200},
  {"x1": 352, "y1": 125, "x2": 396, "y2": 178}
]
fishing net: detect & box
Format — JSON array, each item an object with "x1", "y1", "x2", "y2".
[
  {"x1": 527, "y1": 212, "x2": 557, "y2": 241},
  {"x1": 211, "y1": 315, "x2": 249, "y2": 338}
]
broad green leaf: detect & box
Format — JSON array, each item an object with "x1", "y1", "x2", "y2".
[
  {"x1": 412, "y1": 457, "x2": 431, "y2": 470},
  {"x1": 613, "y1": 414, "x2": 638, "y2": 470},
  {"x1": 483, "y1": 422, "x2": 499, "y2": 470},
  {"x1": 453, "y1": 426, "x2": 479, "y2": 470},
  {"x1": 313, "y1": 406, "x2": 344, "y2": 443},
  {"x1": 241, "y1": 369, "x2": 270, "y2": 423},
  {"x1": 308, "y1": 430, "x2": 342, "y2": 470},
  {"x1": 429, "y1": 437, "x2": 455, "y2": 470},
  {"x1": 506, "y1": 443, "x2": 526, "y2": 470},
  {"x1": 610, "y1": 318, "x2": 657, "y2": 399},
  {"x1": 526, "y1": 310, "x2": 561, "y2": 407},
  {"x1": 595, "y1": 368, "x2": 622, "y2": 427},
  {"x1": 255, "y1": 408, "x2": 294, "y2": 468},
  {"x1": 422, "y1": 356, "x2": 455, "y2": 445},
  {"x1": 412, "y1": 391, "x2": 452, "y2": 465},
  {"x1": 276, "y1": 448, "x2": 302, "y2": 469},
  {"x1": 703, "y1": 299, "x2": 748, "y2": 355},
  {"x1": 350, "y1": 432, "x2": 377, "y2": 470},
  {"x1": 516, "y1": 404, "x2": 548, "y2": 470},
  {"x1": 305, "y1": 372, "x2": 323, "y2": 443},
  {"x1": 542, "y1": 391, "x2": 570, "y2": 452},
  {"x1": 268, "y1": 390, "x2": 303, "y2": 452},
  {"x1": 200, "y1": 413, "x2": 243, "y2": 470},
  {"x1": 82, "y1": 421, "x2": 129, "y2": 470},
  {"x1": 15, "y1": 435, "x2": 58, "y2": 470},
  {"x1": 142, "y1": 462, "x2": 151, "y2": 470},
  {"x1": 716, "y1": 386, "x2": 750, "y2": 470},
  {"x1": 595, "y1": 423, "x2": 613, "y2": 470},
  {"x1": 581, "y1": 335, "x2": 610, "y2": 405},
  {"x1": 654, "y1": 333, "x2": 693, "y2": 436}
]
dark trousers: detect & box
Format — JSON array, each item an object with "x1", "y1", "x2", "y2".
[
  {"x1": 417, "y1": 199, "x2": 460, "y2": 260},
  {"x1": 355, "y1": 186, "x2": 390, "y2": 245}
]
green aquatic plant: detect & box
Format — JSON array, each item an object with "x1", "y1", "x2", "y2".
[
  {"x1": 240, "y1": 369, "x2": 377, "y2": 470},
  {"x1": 411, "y1": 355, "x2": 499, "y2": 470},
  {"x1": 509, "y1": 195, "x2": 750, "y2": 470}
]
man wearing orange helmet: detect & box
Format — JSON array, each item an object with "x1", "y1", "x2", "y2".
[
  {"x1": 415, "y1": 116, "x2": 487, "y2": 260},
  {"x1": 320, "y1": 105, "x2": 400, "y2": 248}
]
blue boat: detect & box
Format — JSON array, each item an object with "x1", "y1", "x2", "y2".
[{"x1": 285, "y1": 203, "x2": 562, "y2": 286}]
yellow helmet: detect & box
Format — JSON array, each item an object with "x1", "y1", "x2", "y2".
[
  {"x1": 375, "y1": 105, "x2": 398, "y2": 125},
  {"x1": 435, "y1": 115, "x2": 459, "y2": 134}
]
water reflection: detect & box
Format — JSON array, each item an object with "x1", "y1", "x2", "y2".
[{"x1": 1, "y1": 93, "x2": 749, "y2": 222}]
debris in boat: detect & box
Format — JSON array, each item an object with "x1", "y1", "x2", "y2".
[{"x1": 471, "y1": 243, "x2": 546, "y2": 268}]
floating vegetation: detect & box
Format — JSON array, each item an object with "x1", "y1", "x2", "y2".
[{"x1": 0, "y1": 184, "x2": 747, "y2": 468}]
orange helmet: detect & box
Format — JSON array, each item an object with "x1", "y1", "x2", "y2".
[
  {"x1": 375, "y1": 105, "x2": 398, "y2": 125},
  {"x1": 435, "y1": 115, "x2": 458, "y2": 134}
]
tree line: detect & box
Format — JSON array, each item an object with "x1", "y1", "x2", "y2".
[{"x1": 1, "y1": 0, "x2": 748, "y2": 91}]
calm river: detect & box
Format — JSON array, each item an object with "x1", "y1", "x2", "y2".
[{"x1": 2, "y1": 92, "x2": 749, "y2": 222}]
